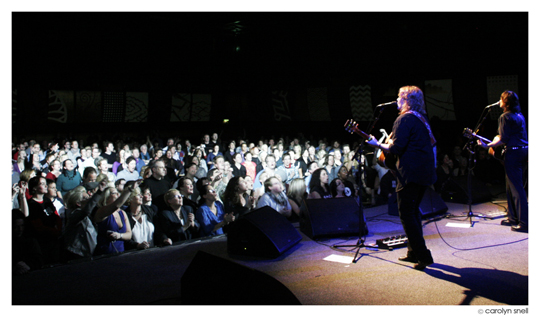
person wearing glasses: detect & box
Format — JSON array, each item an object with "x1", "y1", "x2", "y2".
[
  {"x1": 195, "y1": 185, "x2": 235, "y2": 237},
  {"x1": 154, "y1": 189, "x2": 199, "y2": 246}
]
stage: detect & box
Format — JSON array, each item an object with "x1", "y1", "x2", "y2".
[{"x1": 12, "y1": 189, "x2": 529, "y2": 306}]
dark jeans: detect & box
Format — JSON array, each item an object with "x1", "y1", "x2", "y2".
[
  {"x1": 504, "y1": 148, "x2": 528, "y2": 226},
  {"x1": 396, "y1": 182, "x2": 433, "y2": 262}
]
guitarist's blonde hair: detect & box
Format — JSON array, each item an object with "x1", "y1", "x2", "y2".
[{"x1": 398, "y1": 86, "x2": 426, "y2": 115}]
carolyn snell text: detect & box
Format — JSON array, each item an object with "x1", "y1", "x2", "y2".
[{"x1": 478, "y1": 308, "x2": 528, "y2": 315}]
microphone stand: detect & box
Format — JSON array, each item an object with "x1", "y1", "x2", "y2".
[
  {"x1": 461, "y1": 106, "x2": 494, "y2": 226},
  {"x1": 332, "y1": 106, "x2": 387, "y2": 263}
]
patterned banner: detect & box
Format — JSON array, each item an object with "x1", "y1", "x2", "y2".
[
  {"x1": 125, "y1": 92, "x2": 149, "y2": 122},
  {"x1": 349, "y1": 85, "x2": 372, "y2": 121},
  {"x1": 271, "y1": 90, "x2": 291, "y2": 121},
  {"x1": 102, "y1": 92, "x2": 125, "y2": 123},
  {"x1": 424, "y1": 79, "x2": 456, "y2": 120},
  {"x1": 48, "y1": 90, "x2": 74, "y2": 123},
  {"x1": 307, "y1": 87, "x2": 330, "y2": 121},
  {"x1": 171, "y1": 93, "x2": 211, "y2": 122},
  {"x1": 487, "y1": 75, "x2": 518, "y2": 120},
  {"x1": 76, "y1": 91, "x2": 101, "y2": 123}
]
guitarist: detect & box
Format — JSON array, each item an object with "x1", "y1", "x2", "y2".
[
  {"x1": 365, "y1": 86, "x2": 436, "y2": 271},
  {"x1": 477, "y1": 91, "x2": 528, "y2": 233}
]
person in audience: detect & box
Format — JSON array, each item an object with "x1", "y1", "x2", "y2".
[
  {"x1": 142, "y1": 160, "x2": 171, "y2": 212},
  {"x1": 92, "y1": 181, "x2": 139, "y2": 255},
  {"x1": 140, "y1": 185, "x2": 158, "y2": 213},
  {"x1": 45, "y1": 178, "x2": 66, "y2": 230},
  {"x1": 242, "y1": 151, "x2": 257, "y2": 181},
  {"x1": 336, "y1": 165, "x2": 357, "y2": 198},
  {"x1": 155, "y1": 189, "x2": 200, "y2": 245},
  {"x1": 282, "y1": 152, "x2": 299, "y2": 185},
  {"x1": 12, "y1": 209, "x2": 43, "y2": 274},
  {"x1": 67, "y1": 140, "x2": 81, "y2": 168},
  {"x1": 196, "y1": 184, "x2": 234, "y2": 237},
  {"x1": 14, "y1": 150, "x2": 28, "y2": 175},
  {"x1": 176, "y1": 177, "x2": 199, "y2": 210},
  {"x1": 308, "y1": 168, "x2": 332, "y2": 199},
  {"x1": 140, "y1": 144, "x2": 151, "y2": 164},
  {"x1": 329, "y1": 178, "x2": 347, "y2": 198},
  {"x1": 76, "y1": 146, "x2": 95, "y2": 176},
  {"x1": 112, "y1": 149, "x2": 130, "y2": 176},
  {"x1": 101, "y1": 142, "x2": 116, "y2": 172},
  {"x1": 45, "y1": 159, "x2": 62, "y2": 182},
  {"x1": 56, "y1": 159, "x2": 82, "y2": 199},
  {"x1": 231, "y1": 152, "x2": 247, "y2": 178},
  {"x1": 224, "y1": 140, "x2": 236, "y2": 164},
  {"x1": 26, "y1": 176, "x2": 62, "y2": 265},
  {"x1": 63, "y1": 180, "x2": 107, "y2": 260},
  {"x1": 257, "y1": 176, "x2": 292, "y2": 218},
  {"x1": 96, "y1": 157, "x2": 116, "y2": 183},
  {"x1": 12, "y1": 180, "x2": 29, "y2": 217},
  {"x1": 116, "y1": 156, "x2": 140, "y2": 182},
  {"x1": 124, "y1": 187, "x2": 157, "y2": 250},
  {"x1": 304, "y1": 161, "x2": 319, "y2": 194},
  {"x1": 82, "y1": 166, "x2": 98, "y2": 187},
  {"x1": 324, "y1": 153, "x2": 339, "y2": 183},
  {"x1": 287, "y1": 178, "x2": 307, "y2": 220},
  {"x1": 131, "y1": 148, "x2": 146, "y2": 174},
  {"x1": 223, "y1": 176, "x2": 253, "y2": 218}
]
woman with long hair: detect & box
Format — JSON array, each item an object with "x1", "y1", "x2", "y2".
[
  {"x1": 13, "y1": 150, "x2": 28, "y2": 174},
  {"x1": 124, "y1": 187, "x2": 157, "y2": 250},
  {"x1": 329, "y1": 178, "x2": 346, "y2": 198},
  {"x1": 223, "y1": 176, "x2": 253, "y2": 218},
  {"x1": 195, "y1": 184, "x2": 234, "y2": 237},
  {"x1": 92, "y1": 181, "x2": 138, "y2": 255},
  {"x1": 287, "y1": 178, "x2": 307, "y2": 220},
  {"x1": 308, "y1": 168, "x2": 332, "y2": 199},
  {"x1": 256, "y1": 176, "x2": 292, "y2": 218}
]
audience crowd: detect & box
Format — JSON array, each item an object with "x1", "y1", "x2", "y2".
[{"x1": 11, "y1": 131, "x2": 505, "y2": 274}]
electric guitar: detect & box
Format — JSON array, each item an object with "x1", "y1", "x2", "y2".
[
  {"x1": 463, "y1": 128, "x2": 505, "y2": 162},
  {"x1": 344, "y1": 120, "x2": 397, "y2": 170}
]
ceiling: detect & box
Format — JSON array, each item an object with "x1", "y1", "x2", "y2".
[{"x1": 12, "y1": 12, "x2": 528, "y2": 90}]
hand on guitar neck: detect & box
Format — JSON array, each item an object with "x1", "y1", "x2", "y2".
[{"x1": 463, "y1": 128, "x2": 505, "y2": 162}]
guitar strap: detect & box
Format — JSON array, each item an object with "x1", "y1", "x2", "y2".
[{"x1": 407, "y1": 110, "x2": 437, "y2": 168}]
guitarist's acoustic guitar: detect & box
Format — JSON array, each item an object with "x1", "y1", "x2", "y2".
[{"x1": 344, "y1": 119, "x2": 397, "y2": 170}]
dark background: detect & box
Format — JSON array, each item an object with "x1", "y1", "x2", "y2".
[{"x1": 12, "y1": 12, "x2": 528, "y2": 148}]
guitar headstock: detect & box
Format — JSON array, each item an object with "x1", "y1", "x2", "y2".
[
  {"x1": 344, "y1": 119, "x2": 369, "y2": 139},
  {"x1": 463, "y1": 128, "x2": 474, "y2": 138},
  {"x1": 344, "y1": 119, "x2": 359, "y2": 134}
]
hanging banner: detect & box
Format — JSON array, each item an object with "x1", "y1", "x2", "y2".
[
  {"x1": 424, "y1": 79, "x2": 456, "y2": 120},
  {"x1": 307, "y1": 87, "x2": 330, "y2": 121},
  {"x1": 125, "y1": 92, "x2": 149, "y2": 122},
  {"x1": 349, "y1": 85, "x2": 372, "y2": 122}
]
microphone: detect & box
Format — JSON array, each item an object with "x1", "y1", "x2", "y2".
[
  {"x1": 486, "y1": 101, "x2": 500, "y2": 108},
  {"x1": 376, "y1": 101, "x2": 397, "y2": 108}
]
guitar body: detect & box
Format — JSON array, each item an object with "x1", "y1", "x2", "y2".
[{"x1": 378, "y1": 151, "x2": 398, "y2": 171}]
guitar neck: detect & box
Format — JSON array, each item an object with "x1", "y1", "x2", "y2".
[{"x1": 472, "y1": 134, "x2": 492, "y2": 144}]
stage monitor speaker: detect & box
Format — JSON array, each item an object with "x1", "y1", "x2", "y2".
[
  {"x1": 227, "y1": 206, "x2": 302, "y2": 258},
  {"x1": 441, "y1": 176, "x2": 492, "y2": 204},
  {"x1": 388, "y1": 187, "x2": 448, "y2": 219},
  {"x1": 181, "y1": 251, "x2": 301, "y2": 305},
  {"x1": 301, "y1": 197, "x2": 367, "y2": 239}
]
